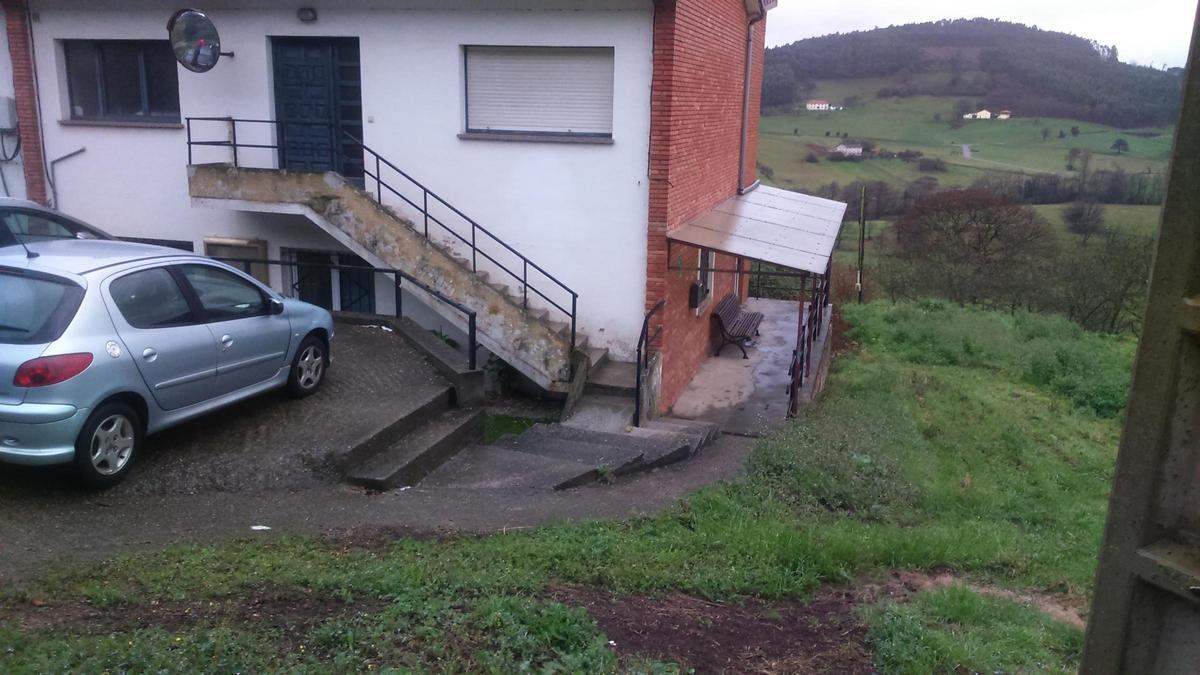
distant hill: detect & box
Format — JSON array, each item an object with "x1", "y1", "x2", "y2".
[{"x1": 765, "y1": 18, "x2": 1183, "y2": 128}]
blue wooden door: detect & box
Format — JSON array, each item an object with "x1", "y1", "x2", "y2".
[{"x1": 272, "y1": 38, "x2": 363, "y2": 179}]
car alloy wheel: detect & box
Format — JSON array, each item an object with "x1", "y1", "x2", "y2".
[
  {"x1": 89, "y1": 414, "x2": 135, "y2": 476},
  {"x1": 296, "y1": 344, "x2": 325, "y2": 390}
]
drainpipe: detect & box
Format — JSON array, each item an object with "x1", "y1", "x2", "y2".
[{"x1": 737, "y1": 0, "x2": 767, "y2": 195}]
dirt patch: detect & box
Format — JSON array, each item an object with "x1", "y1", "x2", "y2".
[
  {"x1": 1, "y1": 584, "x2": 384, "y2": 641},
  {"x1": 322, "y1": 524, "x2": 468, "y2": 552},
  {"x1": 830, "y1": 308, "x2": 859, "y2": 357},
  {"x1": 549, "y1": 585, "x2": 875, "y2": 674},
  {"x1": 549, "y1": 571, "x2": 1085, "y2": 672},
  {"x1": 856, "y1": 570, "x2": 1087, "y2": 630}
]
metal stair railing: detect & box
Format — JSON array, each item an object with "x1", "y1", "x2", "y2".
[
  {"x1": 633, "y1": 299, "x2": 666, "y2": 427},
  {"x1": 186, "y1": 116, "x2": 579, "y2": 355}
]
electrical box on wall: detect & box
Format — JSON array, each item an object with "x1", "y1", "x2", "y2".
[{"x1": 0, "y1": 96, "x2": 16, "y2": 130}]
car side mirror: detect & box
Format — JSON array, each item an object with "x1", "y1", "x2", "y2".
[{"x1": 269, "y1": 298, "x2": 285, "y2": 315}]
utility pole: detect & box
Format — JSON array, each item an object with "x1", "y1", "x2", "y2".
[{"x1": 856, "y1": 186, "x2": 867, "y2": 304}]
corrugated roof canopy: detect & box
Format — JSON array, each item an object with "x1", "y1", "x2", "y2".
[{"x1": 667, "y1": 186, "x2": 848, "y2": 275}]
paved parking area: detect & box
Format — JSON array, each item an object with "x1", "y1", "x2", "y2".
[
  {"x1": 0, "y1": 323, "x2": 758, "y2": 581},
  {"x1": 0, "y1": 324, "x2": 450, "y2": 499}
]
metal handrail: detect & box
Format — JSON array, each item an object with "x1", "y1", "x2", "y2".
[
  {"x1": 633, "y1": 299, "x2": 667, "y2": 427},
  {"x1": 787, "y1": 264, "x2": 832, "y2": 416},
  {"x1": 213, "y1": 256, "x2": 478, "y2": 371},
  {"x1": 186, "y1": 116, "x2": 578, "y2": 354}
]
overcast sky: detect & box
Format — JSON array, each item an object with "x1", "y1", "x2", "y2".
[{"x1": 766, "y1": 0, "x2": 1197, "y2": 69}]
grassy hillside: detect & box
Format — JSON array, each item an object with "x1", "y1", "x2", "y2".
[
  {"x1": 759, "y1": 75, "x2": 1174, "y2": 193},
  {"x1": 0, "y1": 303, "x2": 1131, "y2": 673},
  {"x1": 765, "y1": 18, "x2": 1183, "y2": 129}
]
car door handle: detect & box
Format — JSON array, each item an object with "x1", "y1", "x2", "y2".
[
  {"x1": 142, "y1": 348, "x2": 158, "y2": 362},
  {"x1": 220, "y1": 334, "x2": 234, "y2": 351}
]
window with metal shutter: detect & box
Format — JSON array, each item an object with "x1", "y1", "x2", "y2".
[{"x1": 465, "y1": 46, "x2": 615, "y2": 137}]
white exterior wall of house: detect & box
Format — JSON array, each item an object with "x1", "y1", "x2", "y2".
[
  {"x1": 0, "y1": 7, "x2": 26, "y2": 200},
  {"x1": 26, "y1": 0, "x2": 655, "y2": 359}
]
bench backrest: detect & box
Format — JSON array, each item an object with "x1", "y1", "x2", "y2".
[{"x1": 713, "y1": 294, "x2": 741, "y2": 328}]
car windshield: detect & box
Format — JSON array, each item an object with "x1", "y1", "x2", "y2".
[
  {"x1": 0, "y1": 270, "x2": 85, "y2": 345},
  {"x1": 0, "y1": 210, "x2": 108, "y2": 247}
]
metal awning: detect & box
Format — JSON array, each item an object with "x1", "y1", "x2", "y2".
[{"x1": 667, "y1": 185, "x2": 847, "y2": 275}]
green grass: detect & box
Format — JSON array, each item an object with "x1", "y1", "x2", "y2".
[
  {"x1": 484, "y1": 414, "x2": 553, "y2": 444},
  {"x1": 867, "y1": 586, "x2": 1084, "y2": 674},
  {"x1": 1032, "y1": 203, "x2": 1163, "y2": 239},
  {"x1": 761, "y1": 75, "x2": 1173, "y2": 191},
  {"x1": 0, "y1": 302, "x2": 1128, "y2": 672}
]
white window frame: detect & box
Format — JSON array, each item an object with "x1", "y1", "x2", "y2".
[
  {"x1": 461, "y1": 45, "x2": 616, "y2": 142},
  {"x1": 203, "y1": 237, "x2": 269, "y2": 285}
]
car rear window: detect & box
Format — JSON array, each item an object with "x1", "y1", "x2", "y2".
[{"x1": 0, "y1": 270, "x2": 85, "y2": 345}]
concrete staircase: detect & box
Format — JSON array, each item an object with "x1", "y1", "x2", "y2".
[
  {"x1": 425, "y1": 419, "x2": 719, "y2": 491},
  {"x1": 188, "y1": 165, "x2": 578, "y2": 392}
]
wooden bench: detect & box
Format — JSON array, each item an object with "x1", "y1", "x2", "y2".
[{"x1": 712, "y1": 294, "x2": 764, "y2": 359}]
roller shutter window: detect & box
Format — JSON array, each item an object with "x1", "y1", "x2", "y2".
[{"x1": 465, "y1": 46, "x2": 615, "y2": 137}]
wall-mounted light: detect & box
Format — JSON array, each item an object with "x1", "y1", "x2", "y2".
[{"x1": 297, "y1": 7, "x2": 317, "y2": 23}]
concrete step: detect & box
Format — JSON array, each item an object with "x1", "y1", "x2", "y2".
[
  {"x1": 334, "y1": 386, "x2": 454, "y2": 471},
  {"x1": 495, "y1": 433, "x2": 644, "y2": 473},
  {"x1": 638, "y1": 417, "x2": 721, "y2": 455},
  {"x1": 422, "y1": 445, "x2": 598, "y2": 491},
  {"x1": 346, "y1": 408, "x2": 485, "y2": 490},
  {"x1": 585, "y1": 360, "x2": 637, "y2": 396},
  {"x1": 561, "y1": 394, "x2": 637, "y2": 434},
  {"x1": 583, "y1": 346, "x2": 609, "y2": 370},
  {"x1": 520, "y1": 423, "x2": 691, "y2": 474}
]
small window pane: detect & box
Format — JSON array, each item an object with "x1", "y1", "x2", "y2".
[
  {"x1": 64, "y1": 42, "x2": 101, "y2": 118},
  {"x1": 64, "y1": 40, "x2": 179, "y2": 121},
  {"x1": 99, "y1": 43, "x2": 143, "y2": 116},
  {"x1": 182, "y1": 265, "x2": 268, "y2": 322},
  {"x1": 111, "y1": 268, "x2": 195, "y2": 329},
  {"x1": 203, "y1": 241, "x2": 269, "y2": 284},
  {"x1": 144, "y1": 43, "x2": 180, "y2": 117}
]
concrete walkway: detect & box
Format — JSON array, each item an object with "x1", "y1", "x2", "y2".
[
  {"x1": 670, "y1": 298, "x2": 803, "y2": 437},
  {"x1": 0, "y1": 434, "x2": 753, "y2": 581}
]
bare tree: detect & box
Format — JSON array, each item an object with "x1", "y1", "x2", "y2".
[
  {"x1": 892, "y1": 189, "x2": 1055, "y2": 307},
  {"x1": 1051, "y1": 230, "x2": 1154, "y2": 333},
  {"x1": 1063, "y1": 201, "x2": 1106, "y2": 242}
]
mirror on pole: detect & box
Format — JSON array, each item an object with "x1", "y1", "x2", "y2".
[{"x1": 167, "y1": 9, "x2": 227, "y2": 73}]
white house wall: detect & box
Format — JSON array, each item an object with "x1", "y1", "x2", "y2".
[{"x1": 27, "y1": 1, "x2": 654, "y2": 359}]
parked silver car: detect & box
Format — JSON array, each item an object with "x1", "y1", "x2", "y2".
[{"x1": 0, "y1": 237, "x2": 334, "y2": 486}]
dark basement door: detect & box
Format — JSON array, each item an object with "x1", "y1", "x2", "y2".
[{"x1": 272, "y1": 37, "x2": 364, "y2": 182}]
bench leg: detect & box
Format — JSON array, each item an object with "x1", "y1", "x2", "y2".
[
  {"x1": 714, "y1": 339, "x2": 728, "y2": 357},
  {"x1": 738, "y1": 340, "x2": 749, "y2": 359}
]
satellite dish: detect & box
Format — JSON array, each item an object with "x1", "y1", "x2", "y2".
[{"x1": 167, "y1": 9, "x2": 226, "y2": 73}]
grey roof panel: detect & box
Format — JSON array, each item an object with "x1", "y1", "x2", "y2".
[{"x1": 668, "y1": 185, "x2": 848, "y2": 275}]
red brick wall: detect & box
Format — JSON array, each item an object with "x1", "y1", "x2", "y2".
[
  {"x1": 646, "y1": 0, "x2": 766, "y2": 412},
  {"x1": 3, "y1": 0, "x2": 47, "y2": 205}
]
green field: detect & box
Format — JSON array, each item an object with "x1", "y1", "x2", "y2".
[
  {"x1": 1033, "y1": 204, "x2": 1163, "y2": 240},
  {"x1": 760, "y1": 76, "x2": 1174, "y2": 192}
]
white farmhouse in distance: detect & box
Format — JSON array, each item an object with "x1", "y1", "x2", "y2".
[
  {"x1": 963, "y1": 109, "x2": 993, "y2": 120},
  {"x1": 834, "y1": 143, "x2": 863, "y2": 156},
  {"x1": 997, "y1": 110, "x2": 1013, "y2": 119},
  {"x1": 806, "y1": 99, "x2": 831, "y2": 111}
]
